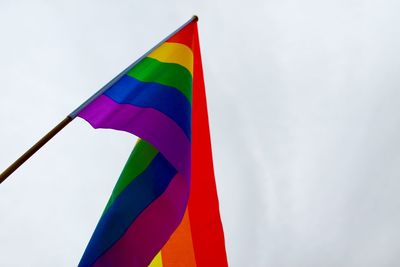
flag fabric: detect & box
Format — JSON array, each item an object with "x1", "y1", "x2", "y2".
[{"x1": 77, "y1": 19, "x2": 228, "y2": 267}]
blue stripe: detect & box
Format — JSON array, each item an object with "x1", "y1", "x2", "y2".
[
  {"x1": 103, "y1": 75, "x2": 192, "y2": 139},
  {"x1": 78, "y1": 153, "x2": 177, "y2": 267}
]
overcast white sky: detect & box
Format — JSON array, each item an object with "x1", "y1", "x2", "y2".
[{"x1": 1, "y1": 1, "x2": 400, "y2": 266}]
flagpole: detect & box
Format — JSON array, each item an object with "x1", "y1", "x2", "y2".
[
  {"x1": 0, "y1": 116, "x2": 73, "y2": 184},
  {"x1": 0, "y1": 16, "x2": 198, "y2": 184}
]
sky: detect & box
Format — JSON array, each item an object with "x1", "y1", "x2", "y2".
[{"x1": 1, "y1": 0, "x2": 400, "y2": 266}]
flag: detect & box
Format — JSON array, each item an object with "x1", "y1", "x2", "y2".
[{"x1": 77, "y1": 18, "x2": 228, "y2": 266}]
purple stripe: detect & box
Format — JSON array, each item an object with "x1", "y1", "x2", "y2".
[
  {"x1": 92, "y1": 173, "x2": 189, "y2": 267},
  {"x1": 78, "y1": 95, "x2": 191, "y2": 179}
]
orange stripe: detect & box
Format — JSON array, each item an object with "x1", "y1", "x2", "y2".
[{"x1": 161, "y1": 208, "x2": 197, "y2": 267}]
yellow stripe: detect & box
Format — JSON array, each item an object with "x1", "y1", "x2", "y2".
[
  {"x1": 148, "y1": 42, "x2": 193, "y2": 75},
  {"x1": 148, "y1": 252, "x2": 163, "y2": 267}
]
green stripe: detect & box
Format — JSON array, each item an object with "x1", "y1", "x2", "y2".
[
  {"x1": 127, "y1": 57, "x2": 192, "y2": 103},
  {"x1": 102, "y1": 139, "x2": 159, "y2": 215}
]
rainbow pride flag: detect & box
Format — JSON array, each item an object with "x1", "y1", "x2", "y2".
[{"x1": 76, "y1": 18, "x2": 228, "y2": 266}]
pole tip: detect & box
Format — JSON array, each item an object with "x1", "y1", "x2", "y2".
[{"x1": 192, "y1": 15, "x2": 199, "y2": 22}]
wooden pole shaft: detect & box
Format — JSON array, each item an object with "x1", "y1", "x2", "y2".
[{"x1": 0, "y1": 116, "x2": 73, "y2": 184}]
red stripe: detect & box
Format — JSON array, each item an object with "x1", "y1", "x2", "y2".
[
  {"x1": 167, "y1": 21, "x2": 195, "y2": 50},
  {"x1": 188, "y1": 23, "x2": 228, "y2": 266}
]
